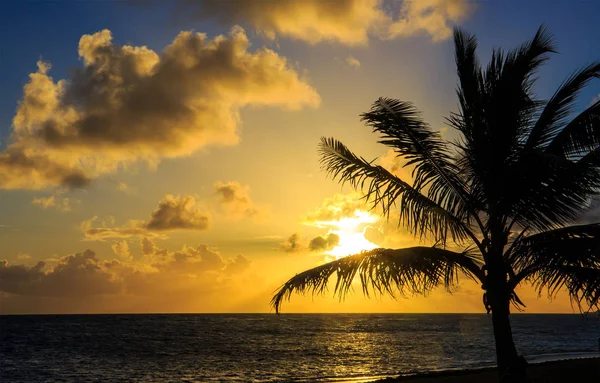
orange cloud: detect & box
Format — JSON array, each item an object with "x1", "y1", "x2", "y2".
[{"x1": 0, "y1": 27, "x2": 320, "y2": 190}]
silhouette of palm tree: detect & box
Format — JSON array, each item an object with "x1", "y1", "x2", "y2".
[{"x1": 271, "y1": 26, "x2": 600, "y2": 381}]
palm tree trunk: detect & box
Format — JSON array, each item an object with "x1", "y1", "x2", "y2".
[
  {"x1": 490, "y1": 299, "x2": 525, "y2": 381},
  {"x1": 486, "y1": 220, "x2": 528, "y2": 381}
]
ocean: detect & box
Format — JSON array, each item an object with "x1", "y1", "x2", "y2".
[{"x1": 1, "y1": 314, "x2": 598, "y2": 382}]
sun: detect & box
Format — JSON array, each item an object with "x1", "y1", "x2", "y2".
[{"x1": 312, "y1": 210, "x2": 380, "y2": 258}]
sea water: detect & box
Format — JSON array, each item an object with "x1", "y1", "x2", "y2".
[{"x1": 1, "y1": 314, "x2": 598, "y2": 382}]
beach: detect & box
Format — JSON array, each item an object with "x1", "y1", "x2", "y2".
[{"x1": 373, "y1": 358, "x2": 599, "y2": 382}]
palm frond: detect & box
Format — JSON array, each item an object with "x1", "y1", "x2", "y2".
[
  {"x1": 452, "y1": 28, "x2": 483, "y2": 143},
  {"x1": 510, "y1": 223, "x2": 600, "y2": 311},
  {"x1": 450, "y1": 26, "x2": 556, "y2": 218},
  {"x1": 527, "y1": 62, "x2": 600, "y2": 151},
  {"x1": 361, "y1": 98, "x2": 480, "y2": 231},
  {"x1": 483, "y1": 25, "x2": 555, "y2": 151},
  {"x1": 501, "y1": 147, "x2": 600, "y2": 231},
  {"x1": 546, "y1": 100, "x2": 600, "y2": 159},
  {"x1": 271, "y1": 247, "x2": 484, "y2": 313},
  {"x1": 318, "y1": 137, "x2": 475, "y2": 243}
]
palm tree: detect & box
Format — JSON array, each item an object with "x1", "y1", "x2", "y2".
[{"x1": 271, "y1": 26, "x2": 600, "y2": 381}]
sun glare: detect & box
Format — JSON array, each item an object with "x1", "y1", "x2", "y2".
[{"x1": 313, "y1": 210, "x2": 380, "y2": 258}]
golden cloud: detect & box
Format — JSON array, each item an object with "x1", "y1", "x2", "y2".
[
  {"x1": 304, "y1": 193, "x2": 369, "y2": 223},
  {"x1": 386, "y1": 0, "x2": 473, "y2": 42},
  {"x1": 0, "y1": 27, "x2": 320, "y2": 190},
  {"x1": 82, "y1": 194, "x2": 210, "y2": 240},
  {"x1": 111, "y1": 240, "x2": 133, "y2": 261},
  {"x1": 189, "y1": 0, "x2": 472, "y2": 45}
]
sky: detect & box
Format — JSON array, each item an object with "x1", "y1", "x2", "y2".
[{"x1": 0, "y1": 0, "x2": 599, "y2": 314}]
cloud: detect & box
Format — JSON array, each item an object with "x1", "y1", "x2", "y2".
[
  {"x1": 186, "y1": 0, "x2": 472, "y2": 45},
  {"x1": 32, "y1": 195, "x2": 71, "y2": 211},
  {"x1": 213, "y1": 181, "x2": 264, "y2": 220},
  {"x1": 379, "y1": 148, "x2": 414, "y2": 182},
  {"x1": 116, "y1": 181, "x2": 136, "y2": 195},
  {"x1": 111, "y1": 240, "x2": 133, "y2": 261},
  {"x1": 82, "y1": 194, "x2": 210, "y2": 240},
  {"x1": 0, "y1": 27, "x2": 319, "y2": 190},
  {"x1": 0, "y1": 241, "x2": 251, "y2": 307},
  {"x1": 305, "y1": 193, "x2": 369, "y2": 223},
  {"x1": 308, "y1": 233, "x2": 340, "y2": 252},
  {"x1": 386, "y1": 0, "x2": 473, "y2": 42},
  {"x1": 81, "y1": 216, "x2": 158, "y2": 241},
  {"x1": 280, "y1": 233, "x2": 306, "y2": 253},
  {"x1": 346, "y1": 56, "x2": 361, "y2": 69},
  {"x1": 280, "y1": 232, "x2": 340, "y2": 253},
  {"x1": 146, "y1": 194, "x2": 210, "y2": 231},
  {"x1": 0, "y1": 250, "x2": 120, "y2": 297}
]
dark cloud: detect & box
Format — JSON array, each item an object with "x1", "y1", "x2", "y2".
[
  {"x1": 1, "y1": 28, "x2": 319, "y2": 190},
  {"x1": 0, "y1": 241, "x2": 251, "y2": 305},
  {"x1": 308, "y1": 233, "x2": 340, "y2": 252},
  {"x1": 0, "y1": 250, "x2": 120, "y2": 297}
]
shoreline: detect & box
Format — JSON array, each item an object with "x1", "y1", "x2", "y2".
[{"x1": 348, "y1": 357, "x2": 600, "y2": 383}]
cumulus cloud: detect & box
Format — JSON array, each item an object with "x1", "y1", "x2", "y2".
[
  {"x1": 214, "y1": 181, "x2": 264, "y2": 220},
  {"x1": 0, "y1": 27, "x2": 319, "y2": 190},
  {"x1": 280, "y1": 233, "x2": 306, "y2": 253},
  {"x1": 186, "y1": 0, "x2": 472, "y2": 45},
  {"x1": 308, "y1": 233, "x2": 340, "y2": 252},
  {"x1": 82, "y1": 194, "x2": 210, "y2": 240},
  {"x1": 0, "y1": 241, "x2": 250, "y2": 304},
  {"x1": 146, "y1": 194, "x2": 210, "y2": 231}
]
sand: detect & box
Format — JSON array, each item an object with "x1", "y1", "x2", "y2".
[{"x1": 371, "y1": 357, "x2": 599, "y2": 382}]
